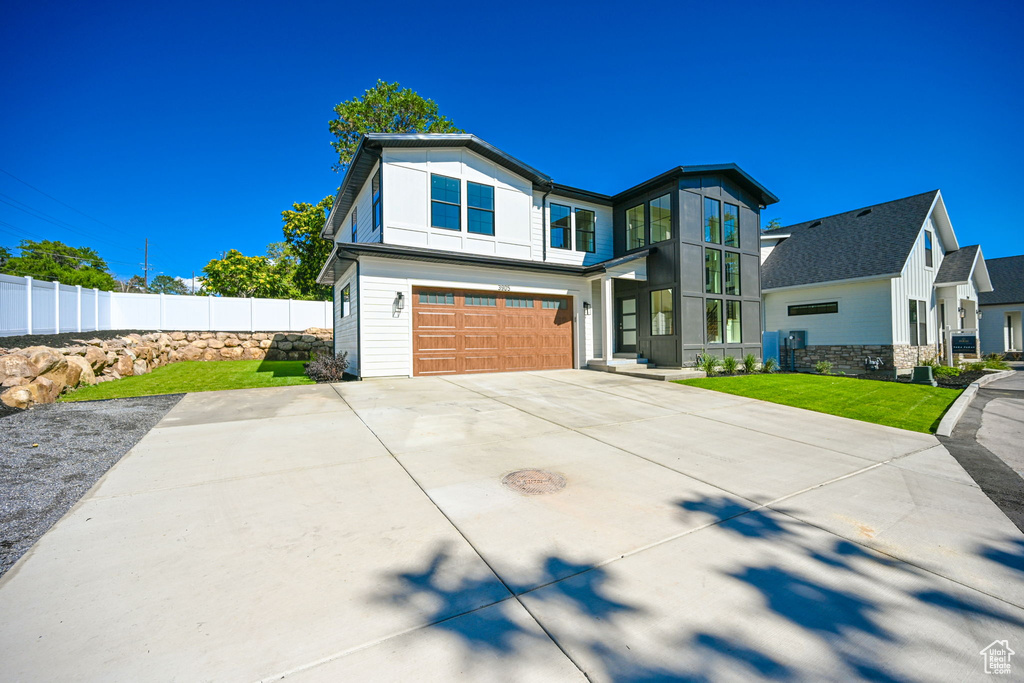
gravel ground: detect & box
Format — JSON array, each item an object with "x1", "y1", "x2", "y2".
[{"x1": 0, "y1": 394, "x2": 182, "y2": 577}]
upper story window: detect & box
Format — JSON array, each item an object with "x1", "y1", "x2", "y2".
[
  {"x1": 705, "y1": 197, "x2": 721, "y2": 244},
  {"x1": 372, "y1": 171, "x2": 381, "y2": 233},
  {"x1": 430, "y1": 174, "x2": 461, "y2": 230},
  {"x1": 925, "y1": 230, "x2": 934, "y2": 267},
  {"x1": 724, "y1": 203, "x2": 739, "y2": 247},
  {"x1": 705, "y1": 248, "x2": 722, "y2": 294},
  {"x1": 650, "y1": 194, "x2": 672, "y2": 242},
  {"x1": 724, "y1": 252, "x2": 740, "y2": 296},
  {"x1": 351, "y1": 207, "x2": 358, "y2": 242},
  {"x1": 575, "y1": 209, "x2": 595, "y2": 253},
  {"x1": 550, "y1": 204, "x2": 571, "y2": 249},
  {"x1": 467, "y1": 182, "x2": 494, "y2": 235},
  {"x1": 626, "y1": 204, "x2": 645, "y2": 250}
]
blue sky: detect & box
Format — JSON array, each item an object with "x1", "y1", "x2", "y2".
[{"x1": 2, "y1": 0, "x2": 1022, "y2": 281}]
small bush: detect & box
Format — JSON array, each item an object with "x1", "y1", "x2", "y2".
[
  {"x1": 962, "y1": 361, "x2": 985, "y2": 372},
  {"x1": 815, "y1": 360, "x2": 834, "y2": 375},
  {"x1": 304, "y1": 351, "x2": 350, "y2": 383},
  {"x1": 698, "y1": 353, "x2": 721, "y2": 376},
  {"x1": 722, "y1": 356, "x2": 738, "y2": 374},
  {"x1": 933, "y1": 365, "x2": 961, "y2": 378},
  {"x1": 762, "y1": 357, "x2": 779, "y2": 373},
  {"x1": 743, "y1": 353, "x2": 758, "y2": 374},
  {"x1": 919, "y1": 356, "x2": 940, "y2": 369},
  {"x1": 984, "y1": 354, "x2": 1011, "y2": 370}
]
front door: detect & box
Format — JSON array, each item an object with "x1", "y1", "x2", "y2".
[{"x1": 617, "y1": 296, "x2": 637, "y2": 353}]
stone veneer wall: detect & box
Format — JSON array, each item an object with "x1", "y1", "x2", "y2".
[
  {"x1": 790, "y1": 344, "x2": 939, "y2": 374},
  {"x1": 0, "y1": 328, "x2": 332, "y2": 410}
]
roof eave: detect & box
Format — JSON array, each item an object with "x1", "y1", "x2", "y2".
[{"x1": 762, "y1": 272, "x2": 899, "y2": 293}]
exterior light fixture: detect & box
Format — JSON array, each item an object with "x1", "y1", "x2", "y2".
[
  {"x1": 958, "y1": 306, "x2": 965, "y2": 318},
  {"x1": 395, "y1": 292, "x2": 405, "y2": 311},
  {"x1": 583, "y1": 301, "x2": 592, "y2": 315},
  {"x1": 977, "y1": 309, "x2": 983, "y2": 320}
]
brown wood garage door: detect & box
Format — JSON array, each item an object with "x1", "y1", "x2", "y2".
[{"x1": 412, "y1": 288, "x2": 573, "y2": 376}]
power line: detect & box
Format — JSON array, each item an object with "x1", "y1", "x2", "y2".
[
  {"x1": 0, "y1": 167, "x2": 122, "y2": 232},
  {"x1": 5, "y1": 245, "x2": 142, "y2": 267},
  {"x1": 0, "y1": 193, "x2": 140, "y2": 254}
]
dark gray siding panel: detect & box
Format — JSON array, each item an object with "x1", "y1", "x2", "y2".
[
  {"x1": 741, "y1": 253, "x2": 760, "y2": 298},
  {"x1": 683, "y1": 296, "x2": 704, "y2": 345},
  {"x1": 681, "y1": 243, "x2": 703, "y2": 293},
  {"x1": 740, "y1": 206, "x2": 759, "y2": 253},
  {"x1": 678, "y1": 189, "x2": 703, "y2": 244},
  {"x1": 742, "y1": 300, "x2": 761, "y2": 344}
]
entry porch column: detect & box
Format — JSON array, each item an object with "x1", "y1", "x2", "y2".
[{"x1": 601, "y1": 274, "x2": 614, "y2": 361}]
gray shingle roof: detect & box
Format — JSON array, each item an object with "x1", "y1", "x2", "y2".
[
  {"x1": 980, "y1": 255, "x2": 1024, "y2": 305},
  {"x1": 761, "y1": 190, "x2": 939, "y2": 290},
  {"x1": 934, "y1": 244, "x2": 980, "y2": 285}
]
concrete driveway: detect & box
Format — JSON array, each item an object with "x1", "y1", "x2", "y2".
[{"x1": 1, "y1": 370, "x2": 1022, "y2": 681}]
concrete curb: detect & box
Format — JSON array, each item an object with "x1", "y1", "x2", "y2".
[{"x1": 935, "y1": 369, "x2": 1016, "y2": 437}]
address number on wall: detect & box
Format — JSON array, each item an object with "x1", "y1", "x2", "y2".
[{"x1": 497, "y1": 285, "x2": 511, "y2": 291}]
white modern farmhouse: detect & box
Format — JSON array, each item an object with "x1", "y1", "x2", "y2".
[
  {"x1": 760, "y1": 190, "x2": 993, "y2": 373},
  {"x1": 317, "y1": 134, "x2": 777, "y2": 378},
  {"x1": 978, "y1": 255, "x2": 1024, "y2": 356}
]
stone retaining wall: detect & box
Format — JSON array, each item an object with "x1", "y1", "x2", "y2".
[
  {"x1": 0, "y1": 328, "x2": 332, "y2": 410},
  {"x1": 790, "y1": 344, "x2": 938, "y2": 373}
]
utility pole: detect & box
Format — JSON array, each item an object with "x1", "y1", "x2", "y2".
[
  {"x1": 144, "y1": 238, "x2": 149, "y2": 288},
  {"x1": 191, "y1": 270, "x2": 195, "y2": 295}
]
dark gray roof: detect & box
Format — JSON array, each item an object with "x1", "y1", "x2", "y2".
[
  {"x1": 980, "y1": 255, "x2": 1024, "y2": 305},
  {"x1": 761, "y1": 190, "x2": 939, "y2": 290},
  {"x1": 934, "y1": 244, "x2": 980, "y2": 285},
  {"x1": 612, "y1": 164, "x2": 780, "y2": 207}
]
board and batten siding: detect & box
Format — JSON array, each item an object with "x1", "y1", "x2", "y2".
[
  {"x1": 530, "y1": 191, "x2": 614, "y2": 267},
  {"x1": 763, "y1": 279, "x2": 894, "y2": 346},
  {"x1": 891, "y1": 216, "x2": 944, "y2": 345},
  {"x1": 380, "y1": 148, "x2": 534, "y2": 259},
  {"x1": 334, "y1": 263, "x2": 359, "y2": 375},
  {"x1": 356, "y1": 256, "x2": 596, "y2": 378}
]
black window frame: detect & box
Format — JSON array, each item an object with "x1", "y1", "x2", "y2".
[
  {"x1": 910, "y1": 299, "x2": 927, "y2": 346},
  {"x1": 575, "y1": 208, "x2": 596, "y2": 253},
  {"x1": 351, "y1": 207, "x2": 358, "y2": 242},
  {"x1": 706, "y1": 298, "x2": 723, "y2": 344},
  {"x1": 726, "y1": 300, "x2": 742, "y2": 344},
  {"x1": 372, "y1": 170, "x2": 382, "y2": 234},
  {"x1": 650, "y1": 193, "x2": 672, "y2": 243},
  {"x1": 924, "y1": 230, "x2": 934, "y2": 268},
  {"x1": 788, "y1": 302, "x2": 839, "y2": 316},
  {"x1": 430, "y1": 173, "x2": 461, "y2": 231},
  {"x1": 341, "y1": 284, "x2": 351, "y2": 317},
  {"x1": 723, "y1": 203, "x2": 740, "y2": 247},
  {"x1": 705, "y1": 248, "x2": 722, "y2": 294},
  {"x1": 467, "y1": 181, "x2": 495, "y2": 236},
  {"x1": 705, "y1": 197, "x2": 722, "y2": 244},
  {"x1": 626, "y1": 204, "x2": 646, "y2": 251},
  {"x1": 650, "y1": 288, "x2": 674, "y2": 336},
  {"x1": 550, "y1": 203, "x2": 572, "y2": 250},
  {"x1": 724, "y1": 251, "x2": 741, "y2": 296}
]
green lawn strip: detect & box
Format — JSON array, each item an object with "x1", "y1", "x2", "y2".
[
  {"x1": 60, "y1": 360, "x2": 313, "y2": 402},
  {"x1": 675, "y1": 373, "x2": 961, "y2": 433}
]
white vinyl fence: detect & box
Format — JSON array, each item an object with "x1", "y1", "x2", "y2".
[{"x1": 0, "y1": 273, "x2": 331, "y2": 337}]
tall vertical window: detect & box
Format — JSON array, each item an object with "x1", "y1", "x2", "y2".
[
  {"x1": 705, "y1": 197, "x2": 721, "y2": 244},
  {"x1": 724, "y1": 252, "x2": 740, "y2": 296},
  {"x1": 706, "y1": 299, "x2": 723, "y2": 344},
  {"x1": 372, "y1": 171, "x2": 381, "y2": 233},
  {"x1": 924, "y1": 231, "x2": 934, "y2": 267},
  {"x1": 650, "y1": 289, "x2": 674, "y2": 335},
  {"x1": 430, "y1": 174, "x2": 460, "y2": 230},
  {"x1": 909, "y1": 300, "x2": 928, "y2": 346},
  {"x1": 726, "y1": 300, "x2": 741, "y2": 343},
  {"x1": 724, "y1": 203, "x2": 739, "y2": 247},
  {"x1": 650, "y1": 193, "x2": 672, "y2": 242},
  {"x1": 341, "y1": 284, "x2": 350, "y2": 317},
  {"x1": 705, "y1": 248, "x2": 722, "y2": 294},
  {"x1": 626, "y1": 204, "x2": 646, "y2": 250},
  {"x1": 575, "y1": 208, "x2": 595, "y2": 253},
  {"x1": 467, "y1": 182, "x2": 495, "y2": 235},
  {"x1": 351, "y1": 207, "x2": 358, "y2": 242},
  {"x1": 550, "y1": 203, "x2": 571, "y2": 249}
]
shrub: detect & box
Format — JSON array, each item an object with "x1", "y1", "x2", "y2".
[
  {"x1": 722, "y1": 356, "x2": 738, "y2": 374},
  {"x1": 743, "y1": 353, "x2": 758, "y2": 374},
  {"x1": 762, "y1": 357, "x2": 779, "y2": 373},
  {"x1": 698, "y1": 353, "x2": 721, "y2": 376},
  {"x1": 984, "y1": 354, "x2": 1011, "y2": 370},
  {"x1": 919, "y1": 356, "x2": 940, "y2": 369},
  {"x1": 815, "y1": 360, "x2": 834, "y2": 375},
  {"x1": 962, "y1": 361, "x2": 985, "y2": 372},
  {"x1": 933, "y1": 365, "x2": 961, "y2": 378},
  {"x1": 304, "y1": 351, "x2": 350, "y2": 383}
]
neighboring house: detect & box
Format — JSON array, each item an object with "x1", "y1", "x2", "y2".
[
  {"x1": 978, "y1": 255, "x2": 1024, "y2": 356},
  {"x1": 317, "y1": 133, "x2": 777, "y2": 378},
  {"x1": 760, "y1": 190, "x2": 993, "y2": 373}
]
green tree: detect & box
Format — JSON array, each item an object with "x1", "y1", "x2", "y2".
[
  {"x1": 328, "y1": 80, "x2": 463, "y2": 173},
  {"x1": 148, "y1": 274, "x2": 189, "y2": 295},
  {"x1": 281, "y1": 196, "x2": 333, "y2": 300},
  {"x1": 0, "y1": 239, "x2": 118, "y2": 290},
  {"x1": 0, "y1": 246, "x2": 10, "y2": 269},
  {"x1": 201, "y1": 249, "x2": 292, "y2": 298},
  {"x1": 119, "y1": 275, "x2": 148, "y2": 293},
  {"x1": 764, "y1": 218, "x2": 783, "y2": 231}
]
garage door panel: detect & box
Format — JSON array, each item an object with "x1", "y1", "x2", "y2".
[{"x1": 413, "y1": 288, "x2": 573, "y2": 376}]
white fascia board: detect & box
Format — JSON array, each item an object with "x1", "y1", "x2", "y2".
[{"x1": 762, "y1": 272, "x2": 898, "y2": 293}]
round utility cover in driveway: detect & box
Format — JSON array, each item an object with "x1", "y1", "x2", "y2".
[{"x1": 501, "y1": 469, "x2": 566, "y2": 495}]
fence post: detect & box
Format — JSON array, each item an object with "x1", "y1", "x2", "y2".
[
  {"x1": 76, "y1": 285, "x2": 82, "y2": 332},
  {"x1": 53, "y1": 280, "x2": 60, "y2": 334},
  {"x1": 287, "y1": 299, "x2": 293, "y2": 331},
  {"x1": 250, "y1": 297, "x2": 255, "y2": 333},
  {"x1": 25, "y1": 276, "x2": 33, "y2": 335},
  {"x1": 94, "y1": 288, "x2": 99, "y2": 332},
  {"x1": 160, "y1": 293, "x2": 166, "y2": 329},
  {"x1": 207, "y1": 295, "x2": 213, "y2": 331}
]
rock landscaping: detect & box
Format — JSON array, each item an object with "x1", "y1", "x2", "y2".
[{"x1": 0, "y1": 328, "x2": 332, "y2": 410}]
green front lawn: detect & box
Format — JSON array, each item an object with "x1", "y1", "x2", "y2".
[
  {"x1": 61, "y1": 360, "x2": 313, "y2": 402},
  {"x1": 675, "y1": 373, "x2": 962, "y2": 433}
]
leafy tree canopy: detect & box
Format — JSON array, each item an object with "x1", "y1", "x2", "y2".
[
  {"x1": 148, "y1": 274, "x2": 190, "y2": 295},
  {"x1": 118, "y1": 275, "x2": 148, "y2": 293},
  {"x1": 201, "y1": 248, "x2": 295, "y2": 299},
  {"x1": 0, "y1": 239, "x2": 118, "y2": 290},
  {"x1": 281, "y1": 195, "x2": 333, "y2": 301},
  {"x1": 764, "y1": 218, "x2": 783, "y2": 231},
  {"x1": 328, "y1": 80, "x2": 462, "y2": 173}
]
